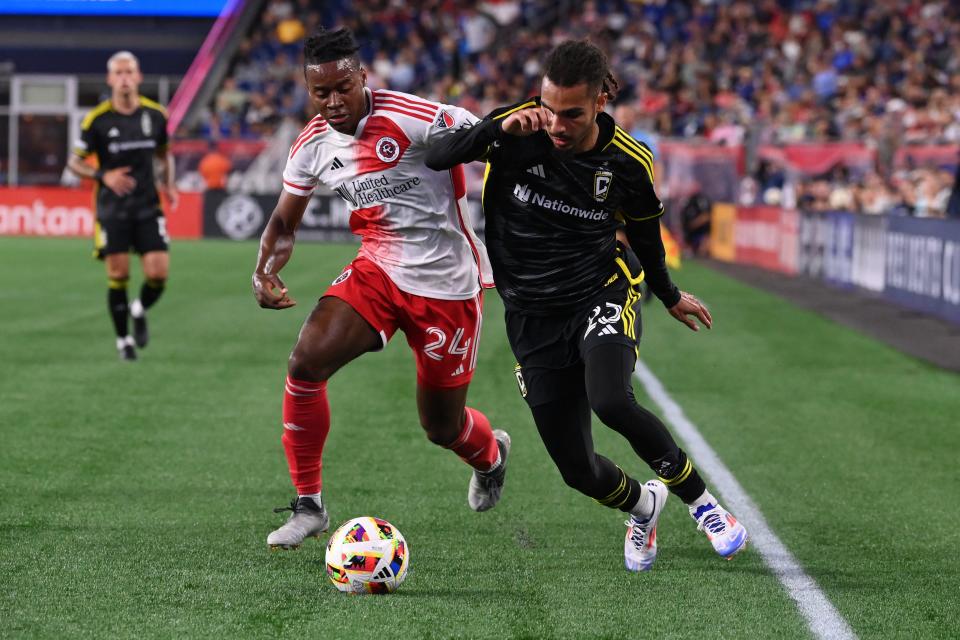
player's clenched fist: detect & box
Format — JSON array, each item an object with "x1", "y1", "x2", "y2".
[
  {"x1": 500, "y1": 107, "x2": 551, "y2": 136},
  {"x1": 252, "y1": 272, "x2": 296, "y2": 309}
]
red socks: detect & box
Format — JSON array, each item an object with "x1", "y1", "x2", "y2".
[
  {"x1": 281, "y1": 376, "x2": 496, "y2": 490},
  {"x1": 281, "y1": 376, "x2": 331, "y2": 495},
  {"x1": 447, "y1": 407, "x2": 499, "y2": 472}
]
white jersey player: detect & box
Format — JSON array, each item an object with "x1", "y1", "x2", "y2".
[
  {"x1": 282, "y1": 86, "x2": 493, "y2": 300},
  {"x1": 252, "y1": 27, "x2": 510, "y2": 550}
]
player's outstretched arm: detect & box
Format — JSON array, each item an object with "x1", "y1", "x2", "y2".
[
  {"x1": 424, "y1": 117, "x2": 504, "y2": 170},
  {"x1": 623, "y1": 216, "x2": 680, "y2": 306},
  {"x1": 252, "y1": 191, "x2": 310, "y2": 310},
  {"x1": 623, "y1": 217, "x2": 712, "y2": 332},
  {"x1": 425, "y1": 106, "x2": 550, "y2": 170}
]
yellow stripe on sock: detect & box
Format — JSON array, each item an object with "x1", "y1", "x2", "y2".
[
  {"x1": 596, "y1": 468, "x2": 627, "y2": 505},
  {"x1": 659, "y1": 459, "x2": 693, "y2": 486}
]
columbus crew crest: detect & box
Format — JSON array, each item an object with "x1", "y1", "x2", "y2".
[
  {"x1": 375, "y1": 136, "x2": 401, "y2": 163},
  {"x1": 593, "y1": 170, "x2": 613, "y2": 202}
]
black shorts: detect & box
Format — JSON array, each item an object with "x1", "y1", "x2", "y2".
[
  {"x1": 94, "y1": 211, "x2": 170, "y2": 259},
  {"x1": 507, "y1": 276, "x2": 643, "y2": 407}
]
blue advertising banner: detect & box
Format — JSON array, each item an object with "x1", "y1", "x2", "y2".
[
  {"x1": 823, "y1": 211, "x2": 855, "y2": 287},
  {"x1": 852, "y1": 215, "x2": 886, "y2": 292},
  {"x1": 798, "y1": 211, "x2": 827, "y2": 279},
  {"x1": 884, "y1": 217, "x2": 960, "y2": 325}
]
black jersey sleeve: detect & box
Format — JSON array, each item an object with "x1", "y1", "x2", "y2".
[
  {"x1": 423, "y1": 117, "x2": 504, "y2": 170},
  {"x1": 75, "y1": 115, "x2": 98, "y2": 158},
  {"x1": 624, "y1": 216, "x2": 681, "y2": 307},
  {"x1": 425, "y1": 100, "x2": 539, "y2": 170},
  {"x1": 156, "y1": 110, "x2": 169, "y2": 152},
  {"x1": 618, "y1": 160, "x2": 680, "y2": 307}
]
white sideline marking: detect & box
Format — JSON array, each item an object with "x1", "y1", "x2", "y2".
[{"x1": 634, "y1": 361, "x2": 857, "y2": 640}]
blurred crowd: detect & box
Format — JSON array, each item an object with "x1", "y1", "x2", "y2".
[
  {"x1": 794, "y1": 166, "x2": 956, "y2": 217},
  {"x1": 200, "y1": 0, "x2": 960, "y2": 144},
  {"x1": 193, "y1": 0, "x2": 960, "y2": 218},
  {"x1": 746, "y1": 156, "x2": 960, "y2": 218}
]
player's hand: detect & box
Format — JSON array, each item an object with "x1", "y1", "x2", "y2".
[
  {"x1": 500, "y1": 107, "x2": 550, "y2": 137},
  {"x1": 159, "y1": 182, "x2": 180, "y2": 210},
  {"x1": 667, "y1": 291, "x2": 713, "y2": 332},
  {"x1": 252, "y1": 272, "x2": 296, "y2": 309},
  {"x1": 102, "y1": 167, "x2": 136, "y2": 196}
]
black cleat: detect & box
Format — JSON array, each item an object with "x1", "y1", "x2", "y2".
[
  {"x1": 133, "y1": 314, "x2": 149, "y2": 348},
  {"x1": 118, "y1": 343, "x2": 137, "y2": 361}
]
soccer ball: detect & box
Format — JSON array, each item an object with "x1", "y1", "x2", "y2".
[{"x1": 325, "y1": 516, "x2": 409, "y2": 594}]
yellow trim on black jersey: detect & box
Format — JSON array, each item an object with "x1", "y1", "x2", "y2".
[
  {"x1": 481, "y1": 161, "x2": 492, "y2": 210},
  {"x1": 611, "y1": 135, "x2": 655, "y2": 185},
  {"x1": 618, "y1": 205, "x2": 665, "y2": 222},
  {"x1": 76, "y1": 100, "x2": 113, "y2": 157},
  {"x1": 614, "y1": 127, "x2": 655, "y2": 166},
  {"x1": 81, "y1": 100, "x2": 112, "y2": 130},
  {"x1": 139, "y1": 96, "x2": 168, "y2": 117},
  {"x1": 614, "y1": 256, "x2": 645, "y2": 287},
  {"x1": 492, "y1": 100, "x2": 537, "y2": 121}
]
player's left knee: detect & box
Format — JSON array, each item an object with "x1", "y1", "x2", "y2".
[{"x1": 588, "y1": 389, "x2": 635, "y2": 427}]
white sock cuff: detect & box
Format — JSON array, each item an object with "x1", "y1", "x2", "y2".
[
  {"x1": 629, "y1": 484, "x2": 655, "y2": 520},
  {"x1": 690, "y1": 489, "x2": 716, "y2": 511}
]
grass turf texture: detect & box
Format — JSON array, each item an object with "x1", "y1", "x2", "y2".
[{"x1": 1, "y1": 237, "x2": 957, "y2": 639}]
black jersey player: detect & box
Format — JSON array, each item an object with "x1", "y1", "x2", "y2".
[
  {"x1": 68, "y1": 51, "x2": 177, "y2": 361},
  {"x1": 427, "y1": 40, "x2": 748, "y2": 571}
]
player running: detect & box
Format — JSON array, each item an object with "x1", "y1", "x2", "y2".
[
  {"x1": 68, "y1": 51, "x2": 177, "y2": 361},
  {"x1": 426, "y1": 40, "x2": 747, "y2": 571},
  {"x1": 252, "y1": 28, "x2": 509, "y2": 549}
]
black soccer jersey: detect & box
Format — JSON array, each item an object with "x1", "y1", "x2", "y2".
[
  {"x1": 74, "y1": 97, "x2": 169, "y2": 220},
  {"x1": 425, "y1": 98, "x2": 680, "y2": 314}
]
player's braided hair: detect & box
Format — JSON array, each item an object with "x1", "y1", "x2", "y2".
[
  {"x1": 543, "y1": 39, "x2": 620, "y2": 100},
  {"x1": 303, "y1": 27, "x2": 361, "y2": 67}
]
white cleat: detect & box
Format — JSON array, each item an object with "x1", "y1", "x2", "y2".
[
  {"x1": 690, "y1": 501, "x2": 748, "y2": 559},
  {"x1": 267, "y1": 496, "x2": 330, "y2": 550},
  {"x1": 468, "y1": 430, "x2": 511, "y2": 512},
  {"x1": 624, "y1": 480, "x2": 668, "y2": 572}
]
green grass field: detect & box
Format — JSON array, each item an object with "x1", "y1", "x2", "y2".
[{"x1": 1, "y1": 237, "x2": 958, "y2": 639}]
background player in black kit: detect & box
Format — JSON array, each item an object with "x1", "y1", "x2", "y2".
[
  {"x1": 427, "y1": 40, "x2": 748, "y2": 571},
  {"x1": 68, "y1": 51, "x2": 178, "y2": 361}
]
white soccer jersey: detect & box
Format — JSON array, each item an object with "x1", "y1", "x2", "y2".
[{"x1": 282, "y1": 88, "x2": 493, "y2": 300}]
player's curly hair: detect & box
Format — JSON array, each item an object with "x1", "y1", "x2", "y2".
[
  {"x1": 303, "y1": 27, "x2": 361, "y2": 67},
  {"x1": 543, "y1": 40, "x2": 620, "y2": 100}
]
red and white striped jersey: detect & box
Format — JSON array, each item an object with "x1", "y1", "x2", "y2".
[{"x1": 282, "y1": 88, "x2": 493, "y2": 300}]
